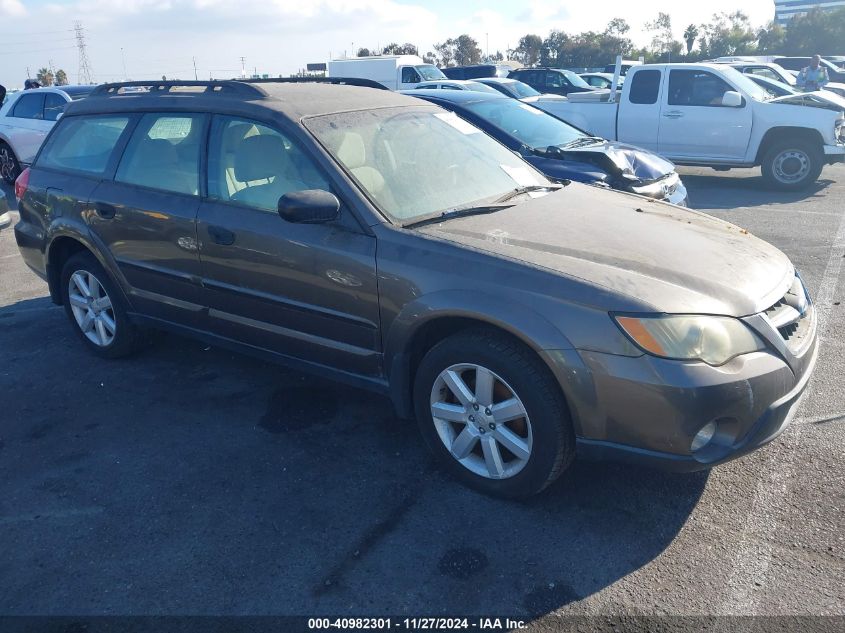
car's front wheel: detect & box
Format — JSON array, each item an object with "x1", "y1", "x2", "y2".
[
  {"x1": 761, "y1": 139, "x2": 823, "y2": 191},
  {"x1": 60, "y1": 251, "x2": 139, "y2": 358},
  {"x1": 413, "y1": 329, "x2": 575, "y2": 498},
  {"x1": 0, "y1": 141, "x2": 21, "y2": 186}
]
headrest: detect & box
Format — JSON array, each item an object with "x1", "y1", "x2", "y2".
[
  {"x1": 234, "y1": 135, "x2": 292, "y2": 182},
  {"x1": 336, "y1": 133, "x2": 366, "y2": 169}
]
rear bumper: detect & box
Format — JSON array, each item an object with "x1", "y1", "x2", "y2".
[{"x1": 575, "y1": 334, "x2": 818, "y2": 472}]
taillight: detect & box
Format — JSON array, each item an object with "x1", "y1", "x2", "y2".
[{"x1": 14, "y1": 167, "x2": 30, "y2": 201}]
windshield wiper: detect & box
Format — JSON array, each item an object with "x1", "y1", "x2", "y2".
[
  {"x1": 560, "y1": 136, "x2": 605, "y2": 149},
  {"x1": 402, "y1": 203, "x2": 515, "y2": 228},
  {"x1": 494, "y1": 184, "x2": 562, "y2": 203}
]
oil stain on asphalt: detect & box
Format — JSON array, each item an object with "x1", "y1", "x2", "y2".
[{"x1": 437, "y1": 547, "x2": 489, "y2": 580}]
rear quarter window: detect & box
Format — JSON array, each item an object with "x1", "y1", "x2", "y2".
[
  {"x1": 36, "y1": 115, "x2": 130, "y2": 175},
  {"x1": 628, "y1": 70, "x2": 662, "y2": 104}
]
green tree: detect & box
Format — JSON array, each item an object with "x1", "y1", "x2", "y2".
[
  {"x1": 431, "y1": 35, "x2": 481, "y2": 67},
  {"x1": 783, "y1": 8, "x2": 845, "y2": 55},
  {"x1": 55, "y1": 69, "x2": 68, "y2": 85},
  {"x1": 382, "y1": 42, "x2": 418, "y2": 56},
  {"x1": 645, "y1": 12, "x2": 675, "y2": 57},
  {"x1": 698, "y1": 11, "x2": 757, "y2": 59},
  {"x1": 514, "y1": 34, "x2": 543, "y2": 66},
  {"x1": 683, "y1": 24, "x2": 699, "y2": 55},
  {"x1": 757, "y1": 22, "x2": 786, "y2": 55},
  {"x1": 356, "y1": 47, "x2": 372, "y2": 57},
  {"x1": 36, "y1": 67, "x2": 54, "y2": 86}
]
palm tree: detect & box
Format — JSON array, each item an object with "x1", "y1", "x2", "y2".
[
  {"x1": 36, "y1": 67, "x2": 54, "y2": 86},
  {"x1": 683, "y1": 24, "x2": 699, "y2": 55},
  {"x1": 55, "y1": 69, "x2": 68, "y2": 85}
]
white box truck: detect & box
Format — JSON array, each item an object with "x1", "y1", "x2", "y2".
[{"x1": 327, "y1": 55, "x2": 446, "y2": 91}]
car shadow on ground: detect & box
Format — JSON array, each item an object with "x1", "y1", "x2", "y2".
[
  {"x1": 0, "y1": 296, "x2": 709, "y2": 617},
  {"x1": 681, "y1": 169, "x2": 835, "y2": 211}
]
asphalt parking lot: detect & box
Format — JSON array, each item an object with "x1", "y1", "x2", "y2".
[{"x1": 0, "y1": 166, "x2": 844, "y2": 626}]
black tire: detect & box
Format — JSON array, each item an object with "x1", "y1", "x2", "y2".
[
  {"x1": 413, "y1": 329, "x2": 575, "y2": 499},
  {"x1": 761, "y1": 139, "x2": 823, "y2": 191},
  {"x1": 0, "y1": 141, "x2": 21, "y2": 186},
  {"x1": 60, "y1": 251, "x2": 139, "y2": 359}
]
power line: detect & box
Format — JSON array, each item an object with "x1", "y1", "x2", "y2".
[{"x1": 74, "y1": 21, "x2": 94, "y2": 84}]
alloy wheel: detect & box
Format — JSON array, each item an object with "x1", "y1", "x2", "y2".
[
  {"x1": 68, "y1": 270, "x2": 116, "y2": 347},
  {"x1": 429, "y1": 363, "x2": 533, "y2": 480}
]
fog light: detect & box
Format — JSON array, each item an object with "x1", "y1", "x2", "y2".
[{"x1": 691, "y1": 420, "x2": 718, "y2": 452}]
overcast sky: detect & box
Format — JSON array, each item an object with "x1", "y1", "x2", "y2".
[{"x1": 0, "y1": 0, "x2": 776, "y2": 88}]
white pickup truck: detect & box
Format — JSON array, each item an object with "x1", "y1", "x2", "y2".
[{"x1": 555, "y1": 63, "x2": 845, "y2": 190}]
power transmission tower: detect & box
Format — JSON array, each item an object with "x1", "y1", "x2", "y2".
[{"x1": 74, "y1": 21, "x2": 94, "y2": 85}]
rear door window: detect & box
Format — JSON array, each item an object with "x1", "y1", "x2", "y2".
[
  {"x1": 11, "y1": 93, "x2": 45, "y2": 119},
  {"x1": 115, "y1": 113, "x2": 205, "y2": 196},
  {"x1": 43, "y1": 93, "x2": 67, "y2": 122},
  {"x1": 37, "y1": 115, "x2": 130, "y2": 175},
  {"x1": 628, "y1": 69, "x2": 661, "y2": 104}
]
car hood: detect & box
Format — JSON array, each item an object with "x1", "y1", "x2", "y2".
[
  {"x1": 522, "y1": 94, "x2": 568, "y2": 103},
  {"x1": 559, "y1": 140, "x2": 676, "y2": 183},
  {"x1": 770, "y1": 90, "x2": 845, "y2": 111},
  {"x1": 416, "y1": 184, "x2": 793, "y2": 316}
]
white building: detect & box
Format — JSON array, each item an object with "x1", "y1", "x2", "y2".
[{"x1": 774, "y1": 0, "x2": 845, "y2": 25}]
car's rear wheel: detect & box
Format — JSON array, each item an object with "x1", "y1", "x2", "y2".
[
  {"x1": 0, "y1": 141, "x2": 21, "y2": 186},
  {"x1": 60, "y1": 251, "x2": 139, "y2": 358},
  {"x1": 761, "y1": 139, "x2": 823, "y2": 191},
  {"x1": 413, "y1": 329, "x2": 574, "y2": 498}
]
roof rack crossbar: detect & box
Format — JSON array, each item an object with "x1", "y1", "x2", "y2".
[
  {"x1": 90, "y1": 80, "x2": 266, "y2": 98},
  {"x1": 242, "y1": 77, "x2": 389, "y2": 90}
]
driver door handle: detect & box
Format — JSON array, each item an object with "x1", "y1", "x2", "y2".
[
  {"x1": 207, "y1": 225, "x2": 235, "y2": 246},
  {"x1": 663, "y1": 111, "x2": 684, "y2": 119}
]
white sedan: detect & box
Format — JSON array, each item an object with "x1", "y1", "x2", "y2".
[{"x1": 0, "y1": 85, "x2": 95, "y2": 184}]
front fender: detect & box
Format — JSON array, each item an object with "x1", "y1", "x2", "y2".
[{"x1": 383, "y1": 289, "x2": 589, "y2": 421}]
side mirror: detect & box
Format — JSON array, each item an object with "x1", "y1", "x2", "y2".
[
  {"x1": 278, "y1": 189, "x2": 340, "y2": 224},
  {"x1": 722, "y1": 91, "x2": 743, "y2": 107}
]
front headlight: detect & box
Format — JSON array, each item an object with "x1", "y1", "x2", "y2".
[
  {"x1": 631, "y1": 173, "x2": 679, "y2": 199},
  {"x1": 613, "y1": 314, "x2": 766, "y2": 366},
  {"x1": 836, "y1": 120, "x2": 844, "y2": 143}
]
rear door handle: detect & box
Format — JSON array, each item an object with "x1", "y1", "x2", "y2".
[
  {"x1": 94, "y1": 202, "x2": 116, "y2": 219},
  {"x1": 663, "y1": 111, "x2": 683, "y2": 119},
  {"x1": 208, "y1": 225, "x2": 235, "y2": 246}
]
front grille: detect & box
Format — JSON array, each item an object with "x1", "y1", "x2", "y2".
[{"x1": 764, "y1": 275, "x2": 811, "y2": 351}]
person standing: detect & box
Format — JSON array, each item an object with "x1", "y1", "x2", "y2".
[{"x1": 797, "y1": 55, "x2": 830, "y2": 92}]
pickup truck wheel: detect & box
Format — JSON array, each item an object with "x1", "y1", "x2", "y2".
[
  {"x1": 413, "y1": 329, "x2": 575, "y2": 499},
  {"x1": 761, "y1": 140, "x2": 823, "y2": 191},
  {"x1": 0, "y1": 142, "x2": 21, "y2": 186},
  {"x1": 60, "y1": 251, "x2": 139, "y2": 359}
]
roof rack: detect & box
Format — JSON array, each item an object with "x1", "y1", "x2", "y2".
[
  {"x1": 239, "y1": 76, "x2": 389, "y2": 90},
  {"x1": 89, "y1": 76, "x2": 388, "y2": 98},
  {"x1": 90, "y1": 80, "x2": 266, "y2": 98}
]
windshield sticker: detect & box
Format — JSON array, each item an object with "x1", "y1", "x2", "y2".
[
  {"x1": 434, "y1": 112, "x2": 480, "y2": 135},
  {"x1": 500, "y1": 164, "x2": 543, "y2": 186}
]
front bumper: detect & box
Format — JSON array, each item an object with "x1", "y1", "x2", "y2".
[
  {"x1": 824, "y1": 144, "x2": 845, "y2": 164},
  {"x1": 576, "y1": 335, "x2": 818, "y2": 471},
  {"x1": 567, "y1": 292, "x2": 818, "y2": 472}
]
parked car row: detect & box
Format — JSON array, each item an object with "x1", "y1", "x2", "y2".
[{"x1": 13, "y1": 78, "x2": 819, "y2": 499}]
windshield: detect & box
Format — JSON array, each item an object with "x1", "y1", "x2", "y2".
[
  {"x1": 562, "y1": 70, "x2": 591, "y2": 89},
  {"x1": 464, "y1": 99, "x2": 584, "y2": 149},
  {"x1": 720, "y1": 66, "x2": 771, "y2": 102},
  {"x1": 507, "y1": 80, "x2": 540, "y2": 98},
  {"x1": 418, "y1": 65, "x2": 446, "y2": 81},
  {"x1": 769, "y1": 64, "x2": 797, "y2": 86},
  {"x1": 305, "y1": 106, "x2": 549, "y2": 223}
]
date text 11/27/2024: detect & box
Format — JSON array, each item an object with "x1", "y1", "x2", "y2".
[{"x1": 307, "y1": 618, "x2": 528, "y2": 630}]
